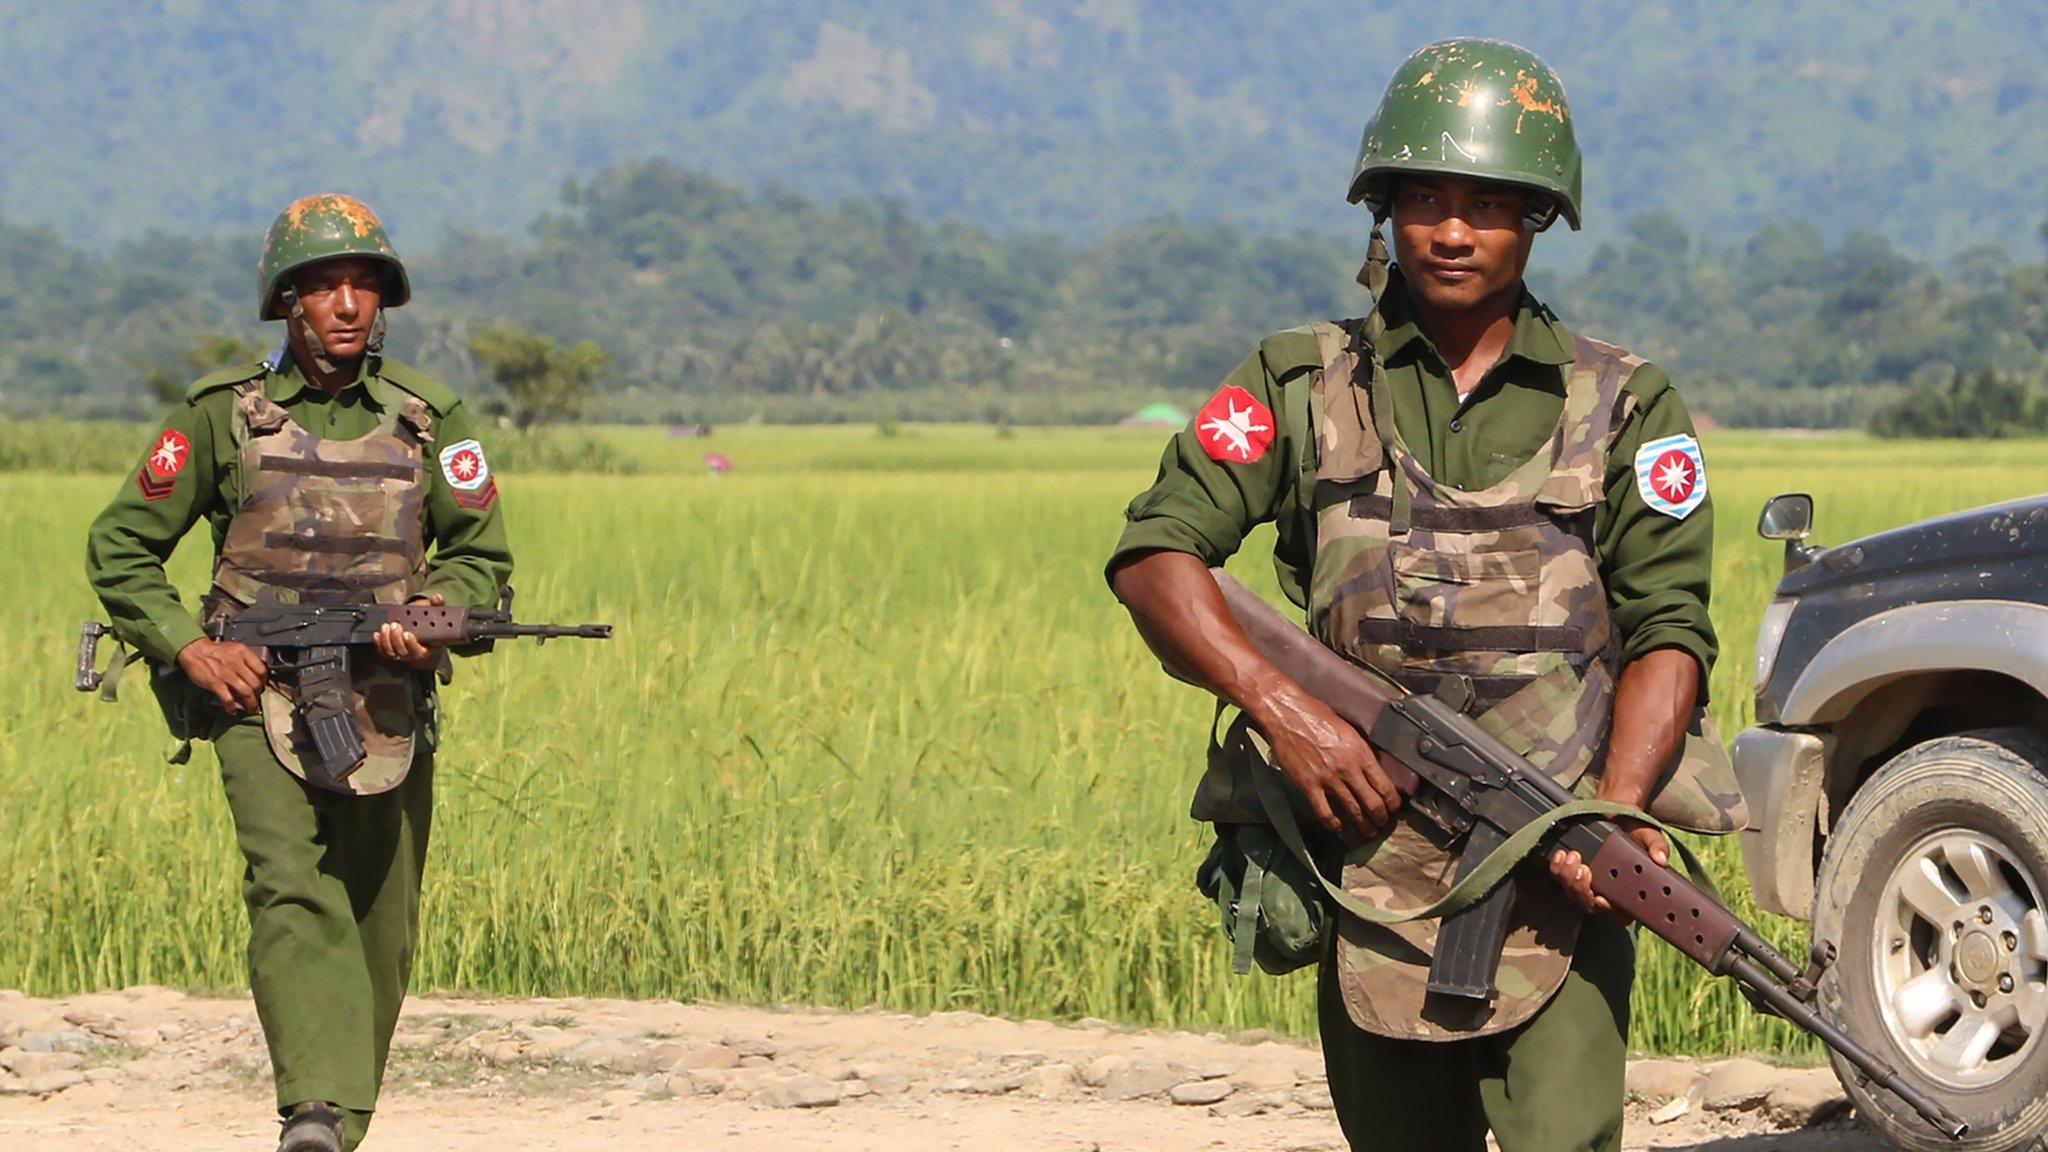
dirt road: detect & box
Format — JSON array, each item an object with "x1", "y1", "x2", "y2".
[{"x1": 0, "y1": 988, "x2": 1885, "y2": 1150}]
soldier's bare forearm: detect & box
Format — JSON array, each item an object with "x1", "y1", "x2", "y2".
[
  {"x1": 1117, "y1": 556, "x2": 1399, "y2": 839},
  {"x1": 1110, "y1": 550, "x2": 1307, "y2": 726},
  {"x1": 1599, "y1": 647, "x2": 1699, "y2": 808}
]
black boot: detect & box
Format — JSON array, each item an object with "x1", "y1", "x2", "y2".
[{"x1": 277, "y1": 1102, "x2": 345, "y2": 1152}]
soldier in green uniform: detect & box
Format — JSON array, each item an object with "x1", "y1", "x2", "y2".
[
  {"x1": 84, "y1": 194, "x2": 512, "y2": 1152},
  {"x1": 1108, "y1": 40, "x2": 1732, "y2": 1151}
]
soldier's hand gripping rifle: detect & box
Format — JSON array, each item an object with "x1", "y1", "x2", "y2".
[
  {"x1": 78, "y1": 603, "x2": 611, "y2": 780},
  {"x1": 1209, "y1": 569, "x2": 1967, "y2": 1140}
]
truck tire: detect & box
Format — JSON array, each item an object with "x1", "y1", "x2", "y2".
[{"x1": 1814, "y1": 728, "x2": 2048, "y2": 1151}]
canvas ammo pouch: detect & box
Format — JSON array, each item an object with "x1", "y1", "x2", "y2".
[
  {"x1": 88, "y1": 645, "x2": 207, "y2": 764},
  {"x1": 1198, "y1": 821, "x2": 1329, "y2": 976},
  {"x1": 146, "y1": 661, "x2": 206, "y2": 747},
  {"x1": 1193, "y1": 711, "x2": 1336, "y2": 975}
]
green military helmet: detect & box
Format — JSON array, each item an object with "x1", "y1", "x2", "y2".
[
  {"x1": 257, "y1": 193, "x2": 412, "y2": 320},
  {"x1": 1347, "y1": 38, "x2": 1583, "y2": 231}
]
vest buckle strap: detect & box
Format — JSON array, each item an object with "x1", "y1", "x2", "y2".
[
  {"x1": 255, "y1": 455, "x2": 420, "y2": 481},
  {"x1": 1432, "y1": 674, "x2": 1476, "y2": 713},
  {"x1": 1356, "y1": 617, "x2": 1590, "y2": 657}
]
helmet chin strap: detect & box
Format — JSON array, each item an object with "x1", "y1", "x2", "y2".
[
  {"x1": 1352, "y1": 215, "x2": 1409, "y2": 536},
  {"x1": 1356, "y1": 214, "x2": 1393, "y2": 296}
]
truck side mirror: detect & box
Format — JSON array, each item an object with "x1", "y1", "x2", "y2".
[
  {"x1": 1757, "y1": 493, "x2": 1813, "y2": 541},
  {"x1": 1758, "y1": 493, "x2": 1820, "y2": 574}
]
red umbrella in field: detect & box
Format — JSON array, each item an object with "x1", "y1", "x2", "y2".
[{"x1": 705, "y1": 452, "x2": 733, "y2": 477}]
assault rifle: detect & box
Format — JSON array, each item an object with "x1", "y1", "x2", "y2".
[
  {"x1": 1208, "y1": 569, "x2": 1966, "y2": 1139},
  {"x1": 78, "y1": 601, "x2": 611, "y2": 779}
]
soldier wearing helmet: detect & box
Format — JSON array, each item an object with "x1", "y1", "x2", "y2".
[
  {"x1": 86, "y1": 195, "x2": 512, "y2": 1152},
  {"x1": 1109, "y1": 40, "x2": 1731, "y2": 1151}
]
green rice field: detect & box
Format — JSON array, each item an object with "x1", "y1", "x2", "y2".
[{"x1": 2, "y1": 423, "x2": 2045, "y2": 1056}]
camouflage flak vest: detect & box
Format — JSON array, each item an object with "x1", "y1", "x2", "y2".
[
  {"x1": 209, "y1": 379, "x2": 433, "y2": 795},
  {"x1": 1307, "y1": 324, "x2": 1641, "y2": 1040}
]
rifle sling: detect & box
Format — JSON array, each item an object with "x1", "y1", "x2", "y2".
[{"x1": 1248, "y1": 749, "x2": 1711, "y2": 924}]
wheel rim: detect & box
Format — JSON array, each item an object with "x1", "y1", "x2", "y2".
[{"x1": 1874, "y1": 829, "x2": 2048, "y2": 1089}]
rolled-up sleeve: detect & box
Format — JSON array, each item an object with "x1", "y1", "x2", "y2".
[
  {"x1": 1598, "y1": 365, "x2": 1718, "y2": 699},
  {"x1": 1106, "y1": 351, "x2": 1293, "y2": 581}
]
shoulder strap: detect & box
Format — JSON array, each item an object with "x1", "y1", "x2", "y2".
[
  {"x1": 1535, "y1": 332, "x2": 1646, "y2": 510},
  {"x1": 1305, "y1": 318, "x2": 1383, "y2": 485},
  {"x1": 1297, "y1": 322, "x2": 1345, "y2": 476},
  {"x1": 1566, "y1": 332, "x2": 1645, "y2": 438},
  {"x1": 231, "y1": 378, "x2": 289, "y2": 440},
  {"x1": 1306, "y1": 320, "x2": 1350, "y2": 371}
]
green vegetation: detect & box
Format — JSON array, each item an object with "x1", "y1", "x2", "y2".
[
  {"x1": 468, "y1": 325, "x2": 612, "y2": 431},
  {"x1": 1870, "y1": 369, "x2": 2048, "y2": 439},
  {"x1": 8, "y1": 163, "x2": 2048, "y2": 430},
  {"x1": 7, "y1": 425, "x2": 2048, "y2": 1055},
  {"x1": 132, "y1": 335, "x2": 262, "y2": 407}
]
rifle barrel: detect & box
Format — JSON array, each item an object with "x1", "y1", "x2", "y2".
[
  {"x1": 1723, "y1": 955, "x2": 1968, "y2": 1138},
  {"x1": 478, "y1": 623, "x2": 613, "y2": 640}
]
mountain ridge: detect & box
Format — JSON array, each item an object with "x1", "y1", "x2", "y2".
[{"x1": 2, "y1": 1, "x2": 2044, "y2": 255}]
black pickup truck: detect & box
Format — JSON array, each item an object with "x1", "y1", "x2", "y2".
[{"x1": 1736, "y1": 493, "x2": 2048, "y2": 1151}]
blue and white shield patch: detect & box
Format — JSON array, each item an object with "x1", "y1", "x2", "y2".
[
  {"x1": 1633, "y1": 433, "x2": 1707, "y2": 520},
  {"x1": 439, "y1": 439, "x2": 490, "y2": 491}
]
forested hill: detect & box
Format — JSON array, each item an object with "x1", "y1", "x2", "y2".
[
  {"x1": 8, "y1": 162, "x2": 2045, "y2": 428},
  {"x1": 3, "y1": 1, "x2": 2046, "y2": 256}
]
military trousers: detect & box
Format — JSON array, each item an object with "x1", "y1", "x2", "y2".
[
  {"x1": 213, "y1": 719, "x2": 434, "y2": 1152},
  {"x1": 1318, "y1": 916, "x2": 1635, "y2": 1152}
]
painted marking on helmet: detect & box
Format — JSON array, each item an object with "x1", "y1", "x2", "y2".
[
  {"x1": 283, "y1": 194, "x2": 384, "y2": 239},
  {"x1": 1633, "y1": 434, "x2": 1707, "y2": 520},
  {"x1": 1442, "y1": 132, "x2": 1478, "y2": 162},
  {"x1": 1196, "y1": 386, "x2": 1275, "y2": 464},
  {"x1": 439, "y1": 439, "x2": 491, "y2": 491},
  {"x1": 1508, "y1": 73, "x2": 1563, "y2": 118}
]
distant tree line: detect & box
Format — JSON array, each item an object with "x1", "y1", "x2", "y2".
[
  {"x1": 4, "y1": 160, "x2": 2047, "y2": 433},
  {"x1": 1868, "y1": 370, "x2": 2048, "y2": 439}
]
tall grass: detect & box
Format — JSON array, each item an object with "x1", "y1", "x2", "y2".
[{"x1": 3, "y1": 426, "x2": 2045, "y2": 1055}]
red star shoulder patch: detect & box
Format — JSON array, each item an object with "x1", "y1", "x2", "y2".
[
  {"x1": 136, "y1": 428, "x2": 190, "y2": 501},
  {"x1": 1194, "y1": 386, "x2": 1276, "y2": 464}
]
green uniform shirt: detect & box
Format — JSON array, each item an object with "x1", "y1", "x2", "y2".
[
  {"x1": 1110, "y1": 270, "x2": 1717, "y2": 694},
  {"x1": 85, "y1": 353, "x2": 513, "y2": 666}
]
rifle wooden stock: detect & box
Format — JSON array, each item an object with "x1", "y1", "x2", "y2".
[{"x1": 1209, "y1": 571, "x2": 1420, "y2": 795}]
